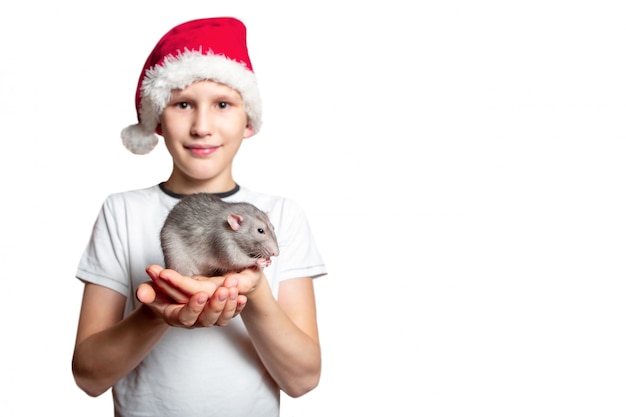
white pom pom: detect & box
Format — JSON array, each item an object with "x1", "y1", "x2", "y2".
[{"x1": 120, "y1": 124, "x2": 159, "y2": 155}]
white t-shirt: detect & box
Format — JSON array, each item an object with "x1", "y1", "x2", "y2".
[{"x1": 76, "y1": 184, "x2": 327, "y2": 417}]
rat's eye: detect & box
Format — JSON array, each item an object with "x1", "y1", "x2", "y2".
[{"x1": 257, "y1": 228, "x2": 265, "y2": 234}]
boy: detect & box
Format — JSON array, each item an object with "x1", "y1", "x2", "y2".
[{"x1": 72, "y1": 17, "x2": 327, "y2": 417}]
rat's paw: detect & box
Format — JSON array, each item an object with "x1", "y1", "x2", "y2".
[{"x1": 256, "y1": 258, "x2": 271, "y2": 268}]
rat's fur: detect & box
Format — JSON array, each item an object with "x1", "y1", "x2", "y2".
[{"x1": 160, "y1": 193, "x2": 279, "y2": 277}]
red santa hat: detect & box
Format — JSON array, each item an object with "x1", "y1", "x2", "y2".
[{"x1": 121, "y1": 17, "x2": 262, "y2": 154}]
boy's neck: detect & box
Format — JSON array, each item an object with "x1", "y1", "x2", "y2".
[
  {"x1": 159, "y1": 182, "x2": 240, "y2": 199},
  {"x1": 162, "y1": 176, "x2": 238, "y2": 196}
]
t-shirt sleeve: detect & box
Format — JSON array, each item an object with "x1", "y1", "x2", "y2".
[
  {"x1": 75, "y1": 195, "x2": 132, "y2": 298},
  {"x1": 274, "y1": 198, "x2": 327, "y2": 281}
]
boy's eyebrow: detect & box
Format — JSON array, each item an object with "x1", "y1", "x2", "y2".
[
  {"x1": 214, "y1": 92, "x2": 242, "y2": 102},
  {"x1": 167, "y1": 90, "x2": 243, "y2": 106}
]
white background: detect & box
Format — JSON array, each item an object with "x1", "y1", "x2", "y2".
[{"x1": 1, "y1": 1, "x2": 625, "y2": 416}]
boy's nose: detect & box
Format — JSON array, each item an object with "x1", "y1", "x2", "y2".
[{"x1": 191, "y1": 110, "x2": 213, "y2": 136}]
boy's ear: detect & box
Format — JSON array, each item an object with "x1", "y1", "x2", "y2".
[{"x1": 243, "y1": 124, "x2": 255, "y2": 139}]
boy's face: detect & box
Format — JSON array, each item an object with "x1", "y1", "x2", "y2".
[{"x1": 159, "y1": 80, "x2": 254, "y2": 191}]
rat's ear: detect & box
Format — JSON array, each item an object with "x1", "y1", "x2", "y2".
[{"x1": 227, "y1": 214, "x2": 244, "y2": 231}]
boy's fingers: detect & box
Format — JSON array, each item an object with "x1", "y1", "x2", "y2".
[
  {"x1": 157, "y1": 269, "x2": 225, "y2": 300},
  {"x1": 215, "y1": 287, "x2": 239, "y2": 326},
  {"x1": 197, "y1": 287, "x2": 230, "y2": 327},
  {"x1": 152, "y1": 273, "x2": 191, "y2": 303},
  {"x1": 177, "y1": 292, "x2": 209, "y2": 327},
  {"x1": 137, "y1": 282, "x2": 157, "y2": 304}
]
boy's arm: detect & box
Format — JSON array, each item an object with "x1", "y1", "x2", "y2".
[
  {"x1": 72, "y1": 283, "x2": 169, "y2": 397},
  {"x1": 240, "y1": 275, "x2": 321, "y2": 398},
  {"x1": 72, "y1": 269, "x2": 244, "y2": 397}
]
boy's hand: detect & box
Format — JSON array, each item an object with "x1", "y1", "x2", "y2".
[
  {"x1": 137, "y1": 265, "x2": 247, "y2": 328},
  {"x1": 222, "y1": 267, "x2": 265, "y2": 296}
]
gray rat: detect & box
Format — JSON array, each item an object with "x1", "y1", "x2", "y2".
[{"x1": 160, "y1": 192, "x2": 279, "y2": 277}]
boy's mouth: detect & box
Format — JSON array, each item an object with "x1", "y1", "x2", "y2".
[{"x1": 186, "y1": 145, "x2": 220, "y2": 157}]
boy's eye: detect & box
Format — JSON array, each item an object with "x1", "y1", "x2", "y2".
[
  {"x1": 175, "y1": 102, "x2": 190, "y2": 109},
  {"x1": 217, "y1": 101, "x2": 230, "y2": 109}
]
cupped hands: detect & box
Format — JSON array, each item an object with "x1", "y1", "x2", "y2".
[{"x1": 137, "y1": 265, "x2": 263, "y2": 328}]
